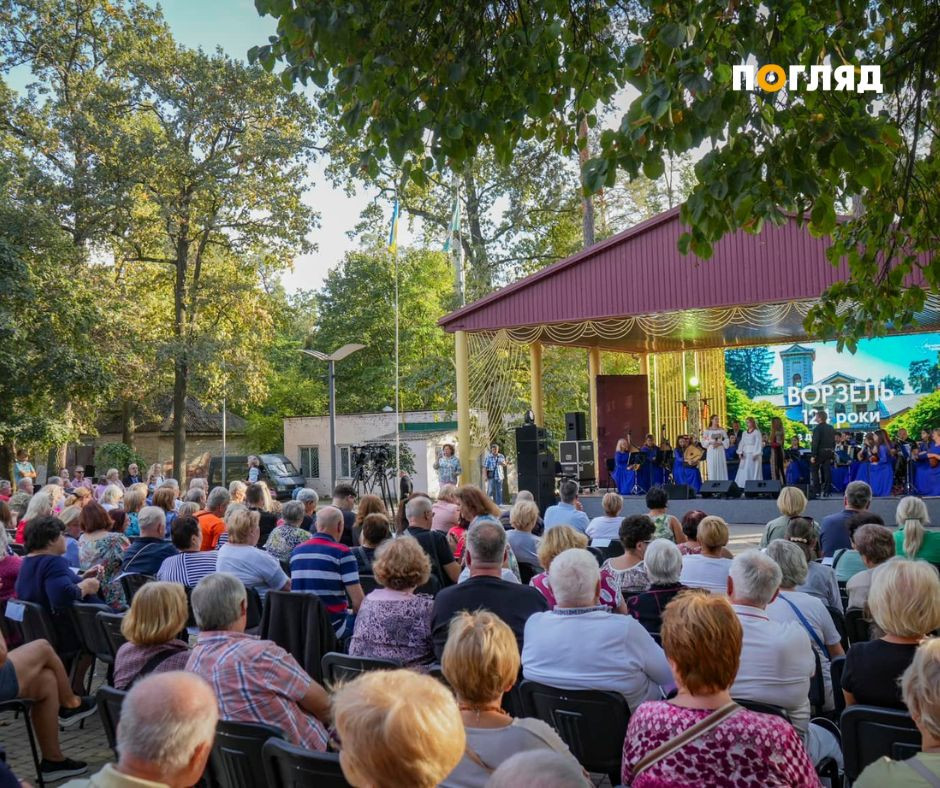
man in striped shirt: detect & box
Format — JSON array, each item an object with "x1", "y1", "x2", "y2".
[{"x1": 289, "y1": 506, "x2": 364, "y2": 638}]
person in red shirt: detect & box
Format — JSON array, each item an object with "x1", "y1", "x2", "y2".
[{"x1": 195, "y1": 487, "x2": 231, "y2": 551}]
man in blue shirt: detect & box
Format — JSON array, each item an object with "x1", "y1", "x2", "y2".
[
  {"x1": 819, "y1": 480, "x2": 872, "y2": 557},
  {"x1": 121, "y1": 507, "x2": 178, "y2": 575},
  {"x1": 483, "y1": 443, "x2": 507, "y2": 505},
  {"x1": 544, "y1": 479, "x2": 590, "y2": 534}
]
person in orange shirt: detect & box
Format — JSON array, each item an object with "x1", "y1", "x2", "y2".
[{"x1": 196, "y1": 487, "x2": 231, "y2": 550}]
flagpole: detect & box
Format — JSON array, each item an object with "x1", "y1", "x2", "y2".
[{"x1": 389, "y1": 198, "x2": 401, "y2": 491}]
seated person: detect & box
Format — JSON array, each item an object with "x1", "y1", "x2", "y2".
[
  {"x1": 785, "y1": 517, "x2": 840, "y2": 609},
  {"x1": 156, "y1": 515, "x2": 218, "y2": 587},
  {"x1": 543, "y1": 480, "x2": 590, "y2": 534},
  {"x1": 350, "y1": 512, "x2": 392, "y2": 575},
  {"x1": 113, "y1": 582, "x2": 190, "y2": 691},
  {"x1": 679, "y1": 516, "x2": 733, "y2": 593},
  {"x1": 831, "y1": 511, "x2": 885, "y2": 582},
  {"x1": 602, "y1": 515, "x2": 655, "y2": 596},
  {"x1": 855, "y1": 638, "x2": 940, "y2": 786},
  {"x1": 522, "y1": 548, "x2": 673, "y2": 711},
  {"x1": 333, "y1": 669, "x2": 464, "y2": 788},
  {"x1": 187, "y1": 573, "x2": 331, "y2": 750},
  {"x1": 347, "y1": 537, "x2": 435, "y2": 668},
  {"x1": 843, "y1": 559, "x2": 940, "y2": 709},
  {"x1": 441, "y1": 611, "x2": 583, "y2": 787},
  {"x1": 622, "y1": 592, "x2": 817, "y2": 787},
  {"x1": 676, "y1": 509, "x2": 707, "y2": 556},
  {"x1": 585, "y1": 492, "x2": 623, "y2": 544},
  {"x1": 216, "y1": 505, "x2": 289, "y2": 601},
  {"x1": 845, "y1": 523, "x2": 896, "y2": 611},
  {"x1": 195, "y1": 487, "x2": 230, "y2": 551},
  {"x1": 120, "y1": 506, "x2": 178, "y2": 576},
  {"x1": 759, "y1": 485, "x2": 810, "y2": 548},
  {"x1": 506, "y1": 499, "x2": 542, "y2": 570},
  {"x1": 627, "y1": 540, "x2": 686, "y2": 634},
  {"x1": 487, "y1": 751, "x2": 591, "y2": 788},
  {"x1": 263, "y1": 500, "x2": 311, "y2": 563}
]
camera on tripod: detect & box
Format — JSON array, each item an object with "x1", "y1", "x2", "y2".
[{"x1": 352, "y1": 443, "x2": 392, "y2": 470}]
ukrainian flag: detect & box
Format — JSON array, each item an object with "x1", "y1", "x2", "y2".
[{"x1": 388, "y1": 199, "x2": 399, "y2": 254}]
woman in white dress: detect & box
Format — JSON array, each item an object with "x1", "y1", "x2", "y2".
[
  {"x1": 702, "y1": 415, "x2": 729, "y2": 481},
  {"x1": 735, "y1": 417, "x2": 764, "y2": 486}
]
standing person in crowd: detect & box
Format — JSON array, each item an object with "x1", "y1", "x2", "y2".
[
  {"x1": 586, "y1": 492, "x2": 623, "y2": 544},
  {"x1": 483, "y1": 443, "x2": 508, "y2": 506},
  {"x1": 842, "y1": 559, "x2": 940, "y2": 709},
  {"x1": 679, "y1": 516, "x2": 733, "y2": 593},
  {"x1": 122, "y1": 463, "x2": 142, "y2": 488},
  {"x1": 347, "y1": 537, "x2": 435, "y2": 669},
  {"x1": 895, "y1": 494, "x2": 940, "y2": 563},
  {"x1": 760, "y1": 485, "x2": 811, "y2": 547},
  {"x1": 352, "y1": 494, "x2": 386, "y2": 546},
  {"x1": 603, "y1": 514, "x2": 655, "y2": 595},
  {"x1": 333, "y1": 670, "x2": 464, "y2": 788},
  {"x1": 121, "y1": 485, "x2": 147, "y2": 538},
  {"x1": 195, "y1": 487, "x2": 231, "y2": 551},
  {"x1": 244, "y1": 482, "x2": 278, "y2": 547},
  {"x1": 522, "y1": 549, "x2": 673, "y2": 710},
  {"x1": 845, "y1": 523, "x2": 896, "y2": 611},
  {"x1": 734, "y1": 417, "x2": 763, "y2": 487},
  {"x1": 145, "y1": 463, "x2": 165, "y2": 492},
  {"x1": 507, "y1": 499, "x2": 542, "y2": 572},
  {"x1": 404, "y1": 494, "x2": 461, "y2": 588},
  {"x1": 621, "y1": 593, "x2": 817, "y2": 787},
  {"x1": 702, "y1": 415, "x2": 730, "y2": 482},
  {"x1": 296, "y1": 487, "x2": 317, "y2": 529},
  {"x1": 350, "y1": 513, "x2": 392, "y2": 576},
  {"x1": 157, "y1": 516, "x2": 219, "y2": 587},
  {"x1": 644, "y1": 486, "x2": 685, "y2": 543},
  {"x1": 677, "y1": 509, "x2": 708, "y2": 555},
  {"x1": 331, "y1": 482, "x2": 357, "y2": 547},
  {"x1": 440, "y1": 611, "x2": 583, "y2": 788},
  {"x1": 78, "y1": 501, "x2": 129, "y2": 609},
  {"x1": 13, "y1": 450, "x2": 36, "y2": 487},
  {"x1": 264, "y1": 500, "x2": 311, "y2": 563},
  {"x1": 819, "y1": 479, "x2": 872, "y2": 557},
  {"x1": 121, "y1": 507, "x2": 177, "y2": 576},
  {"x1": 785, "y1": 516, "x2": 841, "y2": 608},
  {"x1": 246, "y1": 455, "x2": 261, "y2": 484},
  {"x1": 399, "y1": 470, "x2": 414, "y2": 502},
  {"x1": 810, "y1": 409, "x2": 836, "y2": 497},
  {"x1": 531, "y1": 526, "x2": 624, "y2": 612},
  {"x1": 187, "y1": 573, "x2": 331, "y2": 752},
  {"x1": 113, "y1": 582, "x2": 191, "y2": 691},
  {"x1": 831, "y1": 511, "x2": 885, "y2": 582},
  {"x1": 544, "y1": 479, "x2": 590, "y2": 534},
  {"x1": 216, "y1": 507, "x2": 289, "y2": 601},
  {"x1": 431, "y1": 520, "x2": 548, "y2": 659},
  {"x1": 433, "y1": 443, "x2": 462, "y2": 486},
  {"x1": 432, "y1": 484, "x2": 461, "y2": 534},
  {"x1": 228, "y1": 479, "x2": 247, "y2": 505},
  {"x1": 627, "y1": 540, "x2": 686, "y2": 634},
  {"x1": 290, "y1": 506, "x2": 363, "y2": 638}
]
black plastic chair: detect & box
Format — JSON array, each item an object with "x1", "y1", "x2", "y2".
[
  {"x1": 605, "y1": 458, "x2": 616, "y2": 491},
  {"x1": 358, "y1": 574, "x2": 382, "y2": 594},
  {"x1": 841, "y1": 704, "x2": 921, "y2": 783},
  {"x1": 732, "y1": 698, "x2": 791, "y2": 721},
  {"x1": 96, "y1": 685, "x2": 127, "y2": 757},
  {"x1": 826, "y1": 604, "x2": 850, "y2": 651},
  {"x1": 830, "y1": 656, "x2": 846, "y2": 717},
  {"x1": 0, "y1": 699, "x2": 41, "y2": 786},
  {"x1": 262, "y1": 737, "x2": 351, "y2": 787},
  {"x1": 259, "y1": 591, "x2": 338, "y2": 683},
  {"x1": 8, "y1": 599, "x2": 59, "y2": 648},
  {"x1": 837, "y1": 579, "x2": 849, "y2": 611},
  {"x1": 845, "y1": 608, "x2": 872, "y2": 644},
  {"x1": 809, "y1": 650, "x2": 826, "y2": 716},
  {"x1": 245, "y1": 587, "x2": 263, "y2": 633},
  {"x1": 587, "y1": 546, "x2": 606, "y2": 567},
  {"x1": 119, "y1": 573, "x2": 155, "y2": 604},
  {"x1": 517, "y1": 562, "x2": 539, "y2": 585},
  {"x1": 97, "y1": 612, "x2": 127, "y2": 659},
  {"x1": 320, "y1": 652, "x2": 402, "y2": 686},
  {"x1": 606, "y1": 540, "x2": 625, "y2": 558},
  {"x1": 518, "y1": 680, "x2": 629, "y2": 784},
  {"x1": 207, "y1": 720, "x2": 284, "y2": 788},
  {"x1": 72, "y1": 602, "x2": 115, "y2": 686}
]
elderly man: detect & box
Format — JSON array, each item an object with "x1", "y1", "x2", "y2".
[
  {"x1": 488, "y1": 750, "x2": 591, "y2": 788},
  {"x1": 63, "y1": 672, "x2": 216, "y2": 788},
  {"x1": 289, "y1": 506, "x2": 364, "y2": 638},
  {"x1": 297, "y1": 488, "x2": 318, "y2": 531},
  {"x1": 9, "y1": 477, "x2": 33, "y2": 521},
  {"x1": 431, "y1": 519, "x2": 548, "y2": 659},
  {"x1": 521, "y1": 548, "x2": 672, "y2": 710},
  {"x1": 404, "y1": 495, "x2": 460, "y2": 587},
  {"x1": 727, "y1": 549, "x2": 841, "y2": 767},
  {"x1": 819, "y1": 480, "x2": 872, "y2": 557},
  {"x1": 122, "y1": 463, "x2": 142, "y2": 488},
  {"x1": 187, "y1": 573, "x2": 331, "y2": 751},
  {"x1": 543, "y1": 479, "x2": 590, "y2": 534},
  {"x1": 71, "y1": 467, "x2": 93, "y2": 491},
  {"x1": 195, "y1": 487, "x2": 231, "y2": 551},
  {"x1": 121, "y1": 506, "x2": 178, "y2": 576}
]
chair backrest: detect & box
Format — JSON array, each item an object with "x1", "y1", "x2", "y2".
[
  {"x1": 262, "y1": 737, "x2": 351, "y2": 787},
  {"x1": 320, "y1": 652, "x2": 402, "y2": 687},
  {"x1": 245, "y1": 587, "x2": 263, "y2": 631},
  {"x1": 208, "y1": 720, "x2": 284, "y2": 788},
  {"x1": 732, "y1": 698, "x2": 791, "y2": 721},
  {"x1": 9, "y1": 599, "x2": 59, "y2": 650},
  {"x1": 606, "y1": 540, "x2": 625, "y2": 558},
  {"x1": 358, "y1": 574, "x2": 382, "y2": 595},
  {"x1": 97, "y1": 612, "x2": 127, "y2": 659},
  {"x1": 830, "y1": 656, "x2": 846, "y2": 717},
  {"x1": 809, "y1": 650, "x2": 826, "y2": 714},
  {"x1": 837, "y1": 579, "x2": 849, "y2": 611},
  {"x1": 259, "y1": 590, "x2": 337, "y2": 682},
  {"x1": 96, "y1": 685, "x2": 127, "y2": 756},
  {"x1": 518, "y1": 680, "x2": 629, "y2": 780},
  {"x1": 119, "y1": 573, "x2": 155, "y2": 604},
  {"x1": 72, "y1": 602, "x2": 115, "y2": 663},
  {"x1": 845, "y1": 608, "x2": 872, "y2": 645},
  {"x1": 517, "y1": 562, "x2": 538, "y2": 585},
  {"x1": 587, "y1": 546, "x2": 606, "y2": 567},
  {"x1": 826, "y1": 604, "x2": 850, "y2": 651},
  {"x1": 841, "y1": 704, "x2": 921, "y2": 782}
]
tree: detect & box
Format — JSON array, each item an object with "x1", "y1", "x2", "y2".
[
  {"x1": 725, "y1": 347, "x2": 776, "y2": 398},
  {"x1": 725, "y1": 378, "x2": 803, "y2": 440},
  {"x1": 254, "y1": 0, "x2": 940, "y2": 348},
  {"x1": 908, "y1": 357, "x2": 940, "y2": 394},
  {"x1": 889, "y1": 390, "x2": 940, "y2": 439},
  {"x1": 880, "y1": 375, "x2": 905, "y2": 394}
]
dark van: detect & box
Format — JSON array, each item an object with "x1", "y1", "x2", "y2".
[{"x1": 207, "y1": 454, "x2": 306, "y2": 501}]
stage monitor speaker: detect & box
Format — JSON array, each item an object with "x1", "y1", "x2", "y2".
[
  {"x1": 744, "y1": 480, "x2": 783, "y2": 499},
  {"x1": 559, "y1": 441, "x2": 578, "y2": 464},
  {"x1": 699, "y1": 480, "x2": 742, "y2": 499},
  {"x1": 565, "y1": 411, "x2": 587, "y2": 441},
  {"x1": 664, "y1": 483, "x2": 695, "y2": 500},
  {"x1": 515, "y1": 424, "x2": 547, "y2": 451}
]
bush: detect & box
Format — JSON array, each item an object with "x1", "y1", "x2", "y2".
[
  {"x1": 887, "y1": 390, "x2": 940, "y2": 438},
  {"x1": 94, "y1": 442, "x2": 146, "y2": 475}
]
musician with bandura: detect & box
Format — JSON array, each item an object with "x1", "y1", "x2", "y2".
[
  {"x1": 674, "y1": 435, "x2": 703, "y2": 493},
  {"x1": 702, "y1": 415, "x2": 729, "y2": 481}
]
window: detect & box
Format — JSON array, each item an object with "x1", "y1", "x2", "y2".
[
  {"x1": 298, "y1": 446, "x2": 319, "y2": 479},
  {"x1": 339, "y1": 447, "x2": 351, "y2": 478},
  {"x1": 792, "y1": 373, "x2": 802, "y2": 387}
]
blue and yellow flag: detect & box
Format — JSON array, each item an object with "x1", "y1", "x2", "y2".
[
  {"x1": 443, "y1": 195, "x2": 460, "y2": 252},
  {"x1": 388, "y1": 199, "x2": 400, "y2": 254}
]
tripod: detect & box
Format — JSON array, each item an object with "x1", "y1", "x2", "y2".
[
  {"x1": 628, "y1": 452, "x2": 645, "y2": 496},
  {"x1": 368, "y1": 464, "x2": 395, "y2": 513}
]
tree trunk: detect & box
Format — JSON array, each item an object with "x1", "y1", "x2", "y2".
[
  {"x1": 579, "y1": 116, "x2": 595, "y2": 248},
  {"x1": 172, "y1": 231, "x2": 190, "y2": 484},
  {"x1": 0, "y1": 444, "x2": 13, "y2": 484},
  {"x1": 462, "y1": 169, "x2": 490, "y2": 297},
  {"x1": 120, "y1": 400, "x2": 137, "y2": 448}
]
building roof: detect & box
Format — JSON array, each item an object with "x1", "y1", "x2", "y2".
[
  {"x1": 97, "y1": 396, "x2": 246, "y2": 436},
  {"x1": 779, "y1": 344, "x2": 816, "y2": 357}
]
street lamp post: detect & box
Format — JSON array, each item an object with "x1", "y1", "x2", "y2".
[{"x1": 298, "y1": 344, "x2": 365, "y2": 491}]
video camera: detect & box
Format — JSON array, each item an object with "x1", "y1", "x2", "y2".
[{"x1": 351, "y1": 443, "x2": 393, "y2": 468}]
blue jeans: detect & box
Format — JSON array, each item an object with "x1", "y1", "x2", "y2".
[{"x1": 487, "y1": 476, "x2": 503, "y2": 505}]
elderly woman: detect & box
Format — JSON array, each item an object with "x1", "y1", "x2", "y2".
[
  {"x1": 156, "y1": 516, "x2": 218, "y2": 587},
  {"x1": 151, "y1": 486, "x2": 178, "y2": 538},
  {"x1": 679, "y1": 516, "x2": 733, "y2": 593},
  {"x1": 842, "y1": 559, "x2": 940, "y2": 710},
  {"x1": 507, "y1": 499, "x2": 542, "y2": 571},
  {"x1": 78, "y1": 501, "x2": 130, "y2": 609},
  {"x1": 113, "y1": 582, "x2": 190, "y2": 691},
  {"x1": 785, "y1": 517, "x2": 841, "y2": 609},
  {"x1": 98, "y1": 484, "x2": 124, "y2": 512},
  {"x1": 264, "y1": 500, "x2": 311, "y2": 563},
  {"x1": 0, "y1": 524, "x2": 22, "y2": 606},
  {"x1": 433, "y1": 443, "x2": 462, "y2": 487},
  {"x1": 759, "y1": 485, "x2": 810, "y2": 547},
  {"x1": 846, "y1": 524, "x2": 896, "y2": 610},
  {"x1": 621, "y1": 593, "x2": 817, "y2": 787},
  {"x1": 522, "y1": 549, "x2": 672, "y2": 710},
  {"x1": 644, "y1": 487, "x2": 686, "y2": 543},
  {"x1": 832, "y1": 511, "x2": 886, "y2": 582},
  {"x1": 765, "y1": 540, "x2": 845, "y2": 710},
  {"x1": 350, "y1": 513, "x2": 392, "y2": 576},
  {"x1": 856, "y1": 638, "x2": 940, "y2": 786},
  {"x1": 531, "y1": 525, "x2": 624, "y2": 612},
  {"x1": 352, "y1": 494, "x2": 387, "y2": 546},
  {"x1": 676, "y1": 509, "x2": 706, "y2": 555},
  {"x1": 627, "y1": 540, "x2": 686, "y2": 634},
  {"x1": 441, "y1": 611, "x2": 583, "y2": 787},
  {"x1": 586, "y1": 492, "x2": 624, "y2": 544},
  {"x1": 431, "y1": 484, "x2": 461, "y2": 535},
  {"x1": 347, "y1": 537, "x2": 435, "y2": 668},
  {"x1": 895, "y1": 494, "x2": 940, "y2": 563},
  {"x1": 59, "y1": 505, "x2": 82, "y2": 568},
  {"x1": 333, "y1": 669, "x2": 464, "y2": 788},
  {"x1": 13, "y1": 489, "x2": 53, "y2": 544},
  {"x1": 603, "y1": 514, "x2": 656, "y2": 596},
  {"x1": 227, "y1": 479, "x2": 247, "y2": 505},
  {"x1": 454, "y1": 485, "x2": 502, "y2": 560},
  {"x1": 121, "y1": 484, "x2": 148, "y2": 537},
  {"x1": 216, "y1": 506, "x2": 290, "y2": 600}
]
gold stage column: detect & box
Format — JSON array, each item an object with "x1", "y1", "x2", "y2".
[
  {"x1": 529, "y1": 341, "x2": 544, "y2": 427},
  {"x1": 588, "y1": 346, "x2": 601, "y2": 477},
  {"x1": 455, "y1": 330, "x2": 473, "y2": 484}
]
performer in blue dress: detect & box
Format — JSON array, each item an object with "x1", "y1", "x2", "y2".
[
  {"x1": 638, "y1": 434, "x2": 663, "y2": 490},
  {"x1": 785, "y1": 436, "x2": 803, "y2": 485},
  {"x1": 725, "y1": 434, "x2": 740, "y2": 481},
  {"x1": 913, "y1": 428, "x2": 940, "y2": 496},
  {"x1": 612, "y1": 438, "x2": 637, "y2": 495},
  {"x1": 673, "y1": 435, "x2": 703, "y2": 493},
  {"x1": 856, "y1": 429, "x2": 894, "y2": 497}
]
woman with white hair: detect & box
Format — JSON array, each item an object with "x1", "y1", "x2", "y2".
[
  {"x1": 895, "y1": 495, "x2": 940, "y2": 563},
  {"x1": 626, "y1": 540, "x2": 686, "y2": 634},
  {"x1": 13, "y1": 490, "x2": 53, "y2": 544},
  {"x1": 521, "y1": 548, "x2": 673, "y2": 711},
  {"x1": 98, "y1": 484, "x2": 124, "y2": 512},
  {"x1": 765, "y1": 540, "x2": 845, "y2": 710}
]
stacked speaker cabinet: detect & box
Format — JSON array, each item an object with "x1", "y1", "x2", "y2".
[
  {"x1": 565, "y1": 412, "x2": 587, "y2": 441},
  {"x1": 515, "y1": 424, "x2": 556, "y2": 515},
  {"x1": 558, "y1": 440, "x2": 596, "y2": 486}
]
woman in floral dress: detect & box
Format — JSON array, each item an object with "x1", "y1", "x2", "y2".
[{"x1": 78, "y1": 501, "x2": 130, "y2": 609}]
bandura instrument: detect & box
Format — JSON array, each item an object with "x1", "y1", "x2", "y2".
[{"x1": 684, "y1": 444, "x2": 705, "y2": 465}]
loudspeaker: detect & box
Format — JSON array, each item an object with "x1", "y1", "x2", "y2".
[
  {"x1": 664, "y1": 483, "x2": 695, "y2": 500},
  {"x1": 744, "y1": 480, "x2": 783, "y2": 499},
  {"x1": 699, "y1": 480, "x2": 742, "y2": 499},
  {"x1": 565, "y1": 411, "x2": 587, "y2": 441},
  {"x1": 558, "y1": 441, "x2": 578, "y2": 464}
]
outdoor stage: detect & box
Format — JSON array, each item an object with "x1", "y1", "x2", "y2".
[{"x1": 578, "y1": 492, "x2": 938, "y2": 525}]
